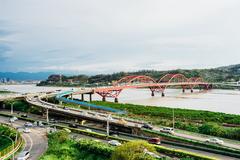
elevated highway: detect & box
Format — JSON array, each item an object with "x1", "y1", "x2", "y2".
[{"x1": 26, "y1": 93, "x2": 143, "y2": 134}]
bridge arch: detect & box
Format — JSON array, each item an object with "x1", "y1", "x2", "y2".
[
  {"x1": 157, "y1": 73, "x2": 188, "y2": 83},
  {"x1": 114, "y1": 75, "x2": 156, "y2": 86},
  {"x1": 187, "y1": 77, "x2": 204, "y2": 91}
]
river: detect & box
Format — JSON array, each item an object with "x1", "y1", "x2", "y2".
[{"x1": 0, "y1": 84, "x2": 239, "y2": 115}]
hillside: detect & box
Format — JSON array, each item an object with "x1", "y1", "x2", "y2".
[{"x1": 38, "y1": 64, "x2": 240, "y2": 86}]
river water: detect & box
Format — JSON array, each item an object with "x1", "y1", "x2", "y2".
[{"x1": 0, "y1": 84, "x2": 239, "y2": 115}]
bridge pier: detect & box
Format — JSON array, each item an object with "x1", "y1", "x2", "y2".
[
  {"x1": 114, "y1": 98, "x2": 118, "y2": 103},
  {"x1": 182, "y1": 88, "x2": 185, "y2": 93},
  {"x1": 162, "y1": 92, "x2": 165, "y2": 97},
  {"x1": 102, "y1": 96, "x2": 106, "y2": 102},
  {"x1": 89, "y1": 94, "x2": 92, "y2": 102},
  {"x1": 81, "y1": 94, "x2": 84, "y2": 101},
  {"x1": 151, "y1": 91, "x2": 155, "y2": 97}
]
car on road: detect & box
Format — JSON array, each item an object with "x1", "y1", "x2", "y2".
[
  {"x1": 148, "y1": 138, "x2": 161, "y2": 145},
  {"x1": 23, "y1": 128, "x2": 31, "y2": 133},
  {"x1": 141, "y1": 123, "x2": 153, "y2": 130},
  {"x1": 110, "y1": 131, "x2": 119, "y2": 137},
  {"x1": 63, "y1": 107, "x2": 70, "y2": 110},
  {"x1": 205, "y1": 138, "x2": 224, "y2": 145},
  {"x1": 17, "y1": 151, "x2": 30, "y2": 160},
  {"x1": 24, "y1": 122, "x2": 33, "y2": 127},
  {"x1": 108, "y1": 140, "x2": 121, "y2": 146},
  {"x1": 9, "y1": 116, "x2": 18, "y2": 123},
  {"x1": 160, "y1": 127, "x2": 174, "y2": 134},
  {"x1": 69, "y1": 123, "x2": 78, "y2": 128},
  {"x1": 84, "y1": 128, "x2": 92, "y2": 132},
  {"x1": 21, "y1": 114, "x2": 28, "y2": 118}
]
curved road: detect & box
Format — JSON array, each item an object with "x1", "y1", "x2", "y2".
[{"x1": 0, "y1": 116, "x2": 48, "y2": 160}]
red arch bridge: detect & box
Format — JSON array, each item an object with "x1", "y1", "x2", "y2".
[{"x1": 75, "y1": 74, "x2": 212, "y2": 103}]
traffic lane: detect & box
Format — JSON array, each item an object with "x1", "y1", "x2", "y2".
[
  {"x1": 0, "y1": 116, "x2": 48, "y2": 160},
  {"x1": 174, "y1": 131, "x2": 240, "y2": 150},
  {"x1": 66, "y1": 125, "x2": 236, "y2": 160},
  {"x1": 152, "y1": 127, "x2": 240, "y2": 150},
  {"x1": 162, "y1": 143, "x2": 239, "y2": 160}
]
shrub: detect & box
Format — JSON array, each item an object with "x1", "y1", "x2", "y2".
[{"x1": 111, "y1": 140, "x2": 157, "y2": 160}]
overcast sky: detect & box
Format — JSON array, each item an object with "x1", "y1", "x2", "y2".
[{"x1": 0, "y1": 0, "x2": 240, "y2": 74}]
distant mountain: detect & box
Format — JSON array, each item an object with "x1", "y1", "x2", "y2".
[
  {"x1": 0, "y1": 72, "x2": 53, "y2": 81},
  {"x1": 38, "y1": 64, "x2": 240, "y2": 86}
]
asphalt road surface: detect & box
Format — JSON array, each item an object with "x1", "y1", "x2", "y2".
[{"x1": 0, "y1": 116, "x2": 48, "y2": 160}]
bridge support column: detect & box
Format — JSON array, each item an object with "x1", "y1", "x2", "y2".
[
  {"x1": 102, "y1": 96, "x2": 106, "y2": 102},
  {"x1": 89, "y1": 94, "x2": 92, "y2": 102},
  {"x1": 70, "y1": 94, "x2": 73, "y2": 100},
  {"x1": 161, "y1": 92, "x2": 165, "y2": 97},
  {"x1": 151, "y1": 91, "x2": 155, "y2": 97},
  {"x1": 81, "y1": 94, "x2": 84, "y2": 101},
  {"x1": 114, "y1": 98, "x2": 118, "y2": 103}
]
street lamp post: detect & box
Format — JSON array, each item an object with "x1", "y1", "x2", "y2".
[
  {"x1": 107, "y1": 114, "x2": 111, "y2": 136},
  {"x1": 1, "y1": 135, "x2": 15, "y2": 160},
  {"x1": 172, "y1": 108, "x2": 175, "y2": 129},
  {"x1": 10, "y1": 102, "x2": 15, "y2": 115}
]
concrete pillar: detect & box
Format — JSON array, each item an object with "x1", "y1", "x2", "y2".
[
  {"x1": 81, "y1": 94, "x2": 84, "y2": 101},
  {"x1": 59, "y1": 101, "x2": 62, "y2": 105},
  {"x1": 151, "y1": 91, "x2": 155, "y2": 97},
  {"x1": 71, "y1": 94, "x2": 73, "y2": 100},
  {"x1": 89, "y1": 94, "x2": 92, "y2": 102},
  {"x1": 114, "y1": 98, "x2": 118, "y2": 103},
  {"x1": 162, "y1": 92, "x2": 165, "y2": 97},
  {"x1": 102, "y1": 96, "x2": 106, "y2": 102}
]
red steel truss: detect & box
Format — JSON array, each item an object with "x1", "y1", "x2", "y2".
[{"x1": 94, "y1": 74, "x2": 211, "y2": 101}]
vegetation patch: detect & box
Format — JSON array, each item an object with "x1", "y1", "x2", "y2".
[
  {"x1": 3, "y1": 100, "x2": 42, "y2": 115},
  {"x1": 91, "y1": 101, "x2": 240, "y2": 141},
  {"x1": 0, "y1": 90, "x2": 13, "y2": 94},
  {"x1": 0, "y1": 137, "x2": 11, "y2": 151}
]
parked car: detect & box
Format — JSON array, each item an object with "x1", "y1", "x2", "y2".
[
  {"x1": 205, "y1": 138, "x2": 224, "y2": 145},
  {"x1": 17, "y1": 151, "x2": 30, "y2": 160},
  {"x1": 108, "y1": 140, "x2": 121, "y2": 146},
  {"x1": 23, "y1": 128, "x2": 31, "y2": 133},
  {"x1": 160, "y1": 127, "x2": 174, "y2": 134},
  {"x1": 141, "y1": 123, "x2": 153, "y2": 130},
  {"x1": 148, "y1": 138, "x2": 161, "y2": 145},
  {"x1": 24, "y1": 122, "x2": 33, "y2": 127}
]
